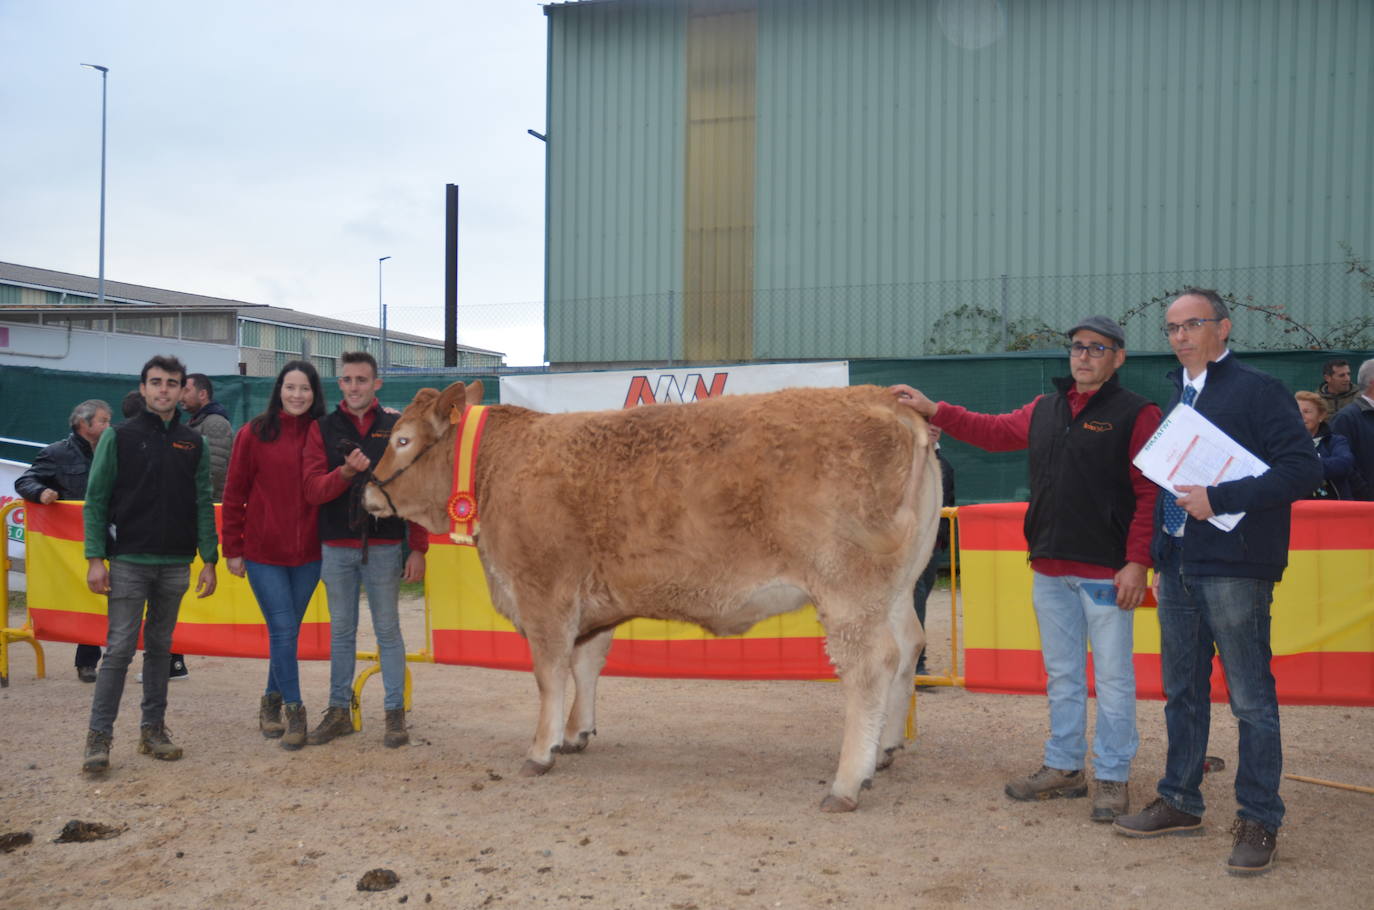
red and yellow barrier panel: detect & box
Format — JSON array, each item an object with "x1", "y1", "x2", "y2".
[
  {"x1": 24, "y1": 502, "x2": 332, "y2": 659},
  {"x1": 425, "y1": 535, "x2": 835, "y2": 679},
  {"x1": 960, "y1": 501, "x2": 1374, "y2": 706}
]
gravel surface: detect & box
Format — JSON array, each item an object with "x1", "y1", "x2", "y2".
[{"x1": 2, "y1": 591, "x2": 1371, "y2": 908}]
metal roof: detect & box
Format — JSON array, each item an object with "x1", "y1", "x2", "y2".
[{"x1": 0, "y1": 261, "x2": 501, "y2": 355}]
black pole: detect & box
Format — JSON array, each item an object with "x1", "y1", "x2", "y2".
[{"x1": 444, "y1": 183, "x2": 459, "y2": 367}]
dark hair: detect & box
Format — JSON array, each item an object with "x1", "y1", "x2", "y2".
[
  {"x1": 140, "y1": 354, "x2": 187, "y2": 384},
  {"x1": 70, "y1": 399, "x2": 111, "y2": 430},
  {"x1": 249, "y1": 360, "x2": 326, "y2": 442},
  {"x1": 1178, "y1": 287, "x2": 1228, "y2": 320},
  {"x1": 185, "y1": 373, "x2": 214, "y2": 400},
  {"x1": 121, "y1": 389, "x2": 146, "y2": 419},
  {"x1": 1323, "y1": 358, "x2": 1350, "y2": 377},
  {"x1": 340, "y1": 351, "x2": 378, "y2": 377}
]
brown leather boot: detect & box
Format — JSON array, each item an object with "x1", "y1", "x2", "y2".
[
  {"x1": 306, "y1": 706, "x2": 354, "y2": 745},
  {"x1": 259, "y1": 692, "x2": 285, "y2": 739},
  {"x1": 281, "y1": 702, "x2": 307, "y2": 751},
  {"x1": 82, "y1": 729, "x2": 112, "y2": 775},
  {"x1": 383, "y1": 708, "x2": 409, "y2": 749}
]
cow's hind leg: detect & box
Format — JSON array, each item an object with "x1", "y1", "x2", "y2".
[
  {"x1": 521, "y1": 630, "x2": 576, "y2": 777},
  {"x1": 561, "y1": 626, "x2": 615, "y2": 754},
  {"x1": 820, "y1": 610, "x2": 901, "y2": 812},
  {"x1": 876, "y1": 590, "x2": 923, "y2": 771}
]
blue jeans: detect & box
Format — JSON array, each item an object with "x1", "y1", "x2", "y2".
[
  {"x1": 245, "y1": 559, "x2": 322, "y2": 705},
  {"x1": 1155, "y1": 540, "x2": 1284, "y2": 831},
  {"x1": 88, "y1": 560, "x2": 189, "y2": 735},
  {"x1": 320, "y1": 543, "x2": 406, "y2": 711},
  {"x1": 1031, "y1": 571, "x2": 1138, "y2": 781}
]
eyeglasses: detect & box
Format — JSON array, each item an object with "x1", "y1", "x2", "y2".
[
  {"x1": 1067, "y1": 342, "x2": 1119, "y2": 359},
  {"x1": 1162, "y1": 317, "x2": 1223, "y2": 337}
]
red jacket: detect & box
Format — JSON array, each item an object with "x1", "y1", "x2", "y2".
[{"x1": 220, "y1": 412, "x2": 322, "y2": 566}]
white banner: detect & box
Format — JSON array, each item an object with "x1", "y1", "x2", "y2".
[
  {"x1": 1, "y1": 459, "x2": 29, "y2": 592},
  {"x1": 500, "y1": 361, "x2": 849, "y2": 413}
]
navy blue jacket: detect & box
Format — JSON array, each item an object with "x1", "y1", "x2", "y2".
[
  {"x1": 1150, "y1": 354, "x2": 1322, "y2": 582},
  {"x1": 1310, "y1": 424, "x2": 1355, "y2": 500},
  {"x1": 1330, "y1": 396, "x2": 1374, "y2": 500}
]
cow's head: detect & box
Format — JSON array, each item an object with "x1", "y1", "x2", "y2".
[{"x1": 363, "y1": 380, "x2": 484, "y2": 534}]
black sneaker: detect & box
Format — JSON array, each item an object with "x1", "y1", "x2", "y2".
[
  {"x1": 1227, "y1": 818, "x2": 1277, "y2": 875},
  {"x1": 168, "y1": 657, "x2": 189, "y2": 681},
  {"x1": 76, "y1": 666, "x2": 98, "y2": 683},
  {"x1": 1113, "y1": 797, "x2": 1203, "y2": 838}
]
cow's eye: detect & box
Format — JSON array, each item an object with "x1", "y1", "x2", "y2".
[{"x1": 396, "y1": 437, "x2": 410, "y2": 447}]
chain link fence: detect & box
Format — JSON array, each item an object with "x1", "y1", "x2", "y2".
[{"x1": 356, "y1": 259, "x2": 1374, "y2": 366}]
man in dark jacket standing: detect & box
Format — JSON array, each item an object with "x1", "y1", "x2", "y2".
[
  {"x1": 181, "y1": 373, "x2": 234, "y2": 500},
  {"x1": 892, "y1": 315, "x2": 1161, "y2": 823},
  {"x1": 80, "y1": 356, "x2": 219, "y2": 775},
  {"x1": 14, "y1": 399, "x2": 112, "y2": 681},
  {"x1": 1114, "y1": 289, "x2": 1322, "y2": 876},
  {"x1": 1330, "y1": 358, "x2": 1374, "y2": 500},
  {"x1": 301, "y1": 351, "x2": 427, "y2": 749}
]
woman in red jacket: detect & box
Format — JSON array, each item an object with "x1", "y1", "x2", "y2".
[{"x1": 221, "y1": 361, "x2": 326, "y2": 749}]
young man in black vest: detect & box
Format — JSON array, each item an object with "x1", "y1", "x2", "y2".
[
  {"x1": 892, "y1": 316, "x2": 1161, "y2": 822},
  {"x1": 80, "y1": 356, "x2": 219, "y2": 774},
  {"x1": 301, "y1": 351, "x2": 427, "y2": 748}
]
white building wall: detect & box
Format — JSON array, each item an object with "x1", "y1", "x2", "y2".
[{"x1": 0, "y1": 321, "x2": 240, "y2": 375}]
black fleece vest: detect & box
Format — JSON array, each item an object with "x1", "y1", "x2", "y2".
[
  {"x1": 108, "y1": 410, "x2": 203, "y2": 558},
  {"x1": 316, "y1": 406, "x2": 407, "y2": 542},
  {"x1": 1023, "y1": 376, "x2": 1150, "y2": 568}
]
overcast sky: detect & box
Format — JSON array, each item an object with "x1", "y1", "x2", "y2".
[{"x1": 0, "y1": 1, "x2": 550, "y2": 363}]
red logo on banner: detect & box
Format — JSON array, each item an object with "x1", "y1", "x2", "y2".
[{"x1": 623, "y1": 373, "x2": 728, "y2": 408}]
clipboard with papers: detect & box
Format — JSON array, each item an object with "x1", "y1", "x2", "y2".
[{"x1": 1131, "y1": 403, "x2": 1270, "y2": 531}]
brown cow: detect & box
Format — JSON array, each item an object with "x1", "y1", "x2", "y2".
[{"x1": 363, "y1": 381, "x2": 942, "y2": 811}]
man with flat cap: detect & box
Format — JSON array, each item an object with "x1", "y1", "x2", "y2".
[{"x1": 891, "y1": 316, "x2": 1161, "y2": 822}]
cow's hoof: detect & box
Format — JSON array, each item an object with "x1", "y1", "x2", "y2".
[
  {"x1": 819, "y1": 794, "x2": 858, "y2": 813},
  {"x1": 520, "y1": 758, "x2": 553, "y2": 777},
  {"x1": 560, "y1": 730, "x2": 593, "y2": 753},
  {"x1": 876, "y1": 743, "x2": 903, "y2": 771}
]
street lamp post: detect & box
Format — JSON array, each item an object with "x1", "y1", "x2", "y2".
[
  {"x1": 81, "y1": 63, "x2": 109, "y2": 307},
  {"x1": 378, "y1": 256, "x2": 391, "y2": 374}
]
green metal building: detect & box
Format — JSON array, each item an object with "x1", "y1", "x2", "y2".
[{"x1": 542, "y1": 0, "x2": 1374, "y2": 367}]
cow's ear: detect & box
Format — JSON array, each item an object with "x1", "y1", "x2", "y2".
[
  {"x1": 435, "y1": 381, "x2": 469, "y2": 429},
  {"x1": 410, "y1": 388, "x2": 440, "y2": 410},
  {"x1": 465, "y1": 380, "x2": 485, "y2": 406}
]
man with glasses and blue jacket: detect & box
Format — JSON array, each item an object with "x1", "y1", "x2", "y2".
[
  {"x1": 891, "y1": 315, "x2": 1161, "y2": 823},
  {"x1": 1113, "y1": 289, "x2": 1320, "y2": 876}
]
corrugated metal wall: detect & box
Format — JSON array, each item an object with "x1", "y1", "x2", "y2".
[
  {"x1": 546, "y1": 0, "x2": 1374, "y2": 363},
  {"x1": 545, "y1": 0, "x2": 687, "y2": 363}
]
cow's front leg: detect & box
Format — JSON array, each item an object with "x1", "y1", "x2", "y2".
[
  {"x1": 562, "y1": 626, "x2": 614, "y2": 753},
  {"x1": 521, "y1": 634, "x2": 574, "y2": 776},
  {"x1": 821, "y1": 617, "x2": 899, "y2": 812}
]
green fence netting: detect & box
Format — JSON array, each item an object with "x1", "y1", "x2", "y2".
[{"x1": 3, "y1": 351, "x2": 1367, "y2": 504}]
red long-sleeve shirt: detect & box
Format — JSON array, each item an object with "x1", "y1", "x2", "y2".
[
  {"x1": 932, "y1": 388, "x2": 1162, "y2": 579},
  {"x1": 221, "y1": 413, "x2": 322, "y2": 565},
  {"x1": 301, "y1": 400, "x2": 429, "y2": 553}
]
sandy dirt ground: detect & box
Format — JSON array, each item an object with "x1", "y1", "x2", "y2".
[{"x1": 2, "y1": 590, "x2": 1372, "y2": 909}]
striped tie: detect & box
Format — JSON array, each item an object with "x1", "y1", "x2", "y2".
[{"x1": 1161, "y1": 385, "x2": 1199, "y2": 535}]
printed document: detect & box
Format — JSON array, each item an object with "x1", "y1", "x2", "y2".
[{"x1": 1132, "y1": 403, "x2": 1269, "y2": 531}]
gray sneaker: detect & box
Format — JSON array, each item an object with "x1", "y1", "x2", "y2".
[
  {"x1": 1005, "y1": 765, "x2": 1087, "y2": 801},
  {"x1": 137, "y1": 723, "x2": 184, "y2": 761},
  {"x1": 1091, "y1": 779, "x2": 1130, "y2": 821}
]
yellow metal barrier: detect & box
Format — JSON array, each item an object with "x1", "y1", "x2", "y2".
[
  {"x1": 906, "y1": 506, "x2": 964, "y2": 740},
  {"x1": 347, "y1": 582, "x2": 436, "y2": 730},
  {"x1": 0, "y1": 499, "x2": 46, "y2": 687}
]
